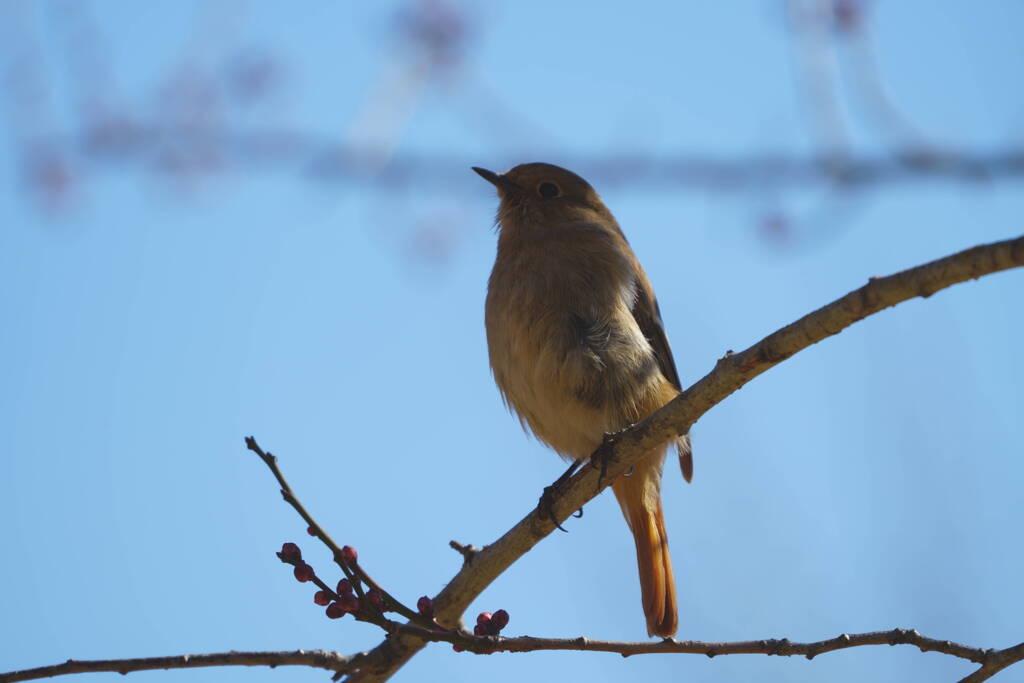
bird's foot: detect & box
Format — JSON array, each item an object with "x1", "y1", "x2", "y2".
[
  {"x1": 538, "y1": 460, "x2": 583, "y2": 532},
  {"x1": 590, "y1": 429, "x2": 627, "y2": 490}
]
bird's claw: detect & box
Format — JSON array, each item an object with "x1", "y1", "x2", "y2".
[
  {"x1": 537, "y1": 460, "x2": 583, "y2": 532},
  {"x1": 539, "y1": 484, "x2": 569, "y2": 532},
  {"x1": 590, "y1": 431, "x2": 623, "y2": 490}
]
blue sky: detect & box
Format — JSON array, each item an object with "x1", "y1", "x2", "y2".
[{"x1": 2, "y1": 3, "x2": 1022, "y2": 683}]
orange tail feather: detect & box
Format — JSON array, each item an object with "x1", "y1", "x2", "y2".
[{"x1": 612, "y1": 460, "x2": 678, "y2": 637}]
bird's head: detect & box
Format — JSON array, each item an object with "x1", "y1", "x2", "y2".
[{"x1": 473, "y1": 162, "x2": 613, "y2": 232}]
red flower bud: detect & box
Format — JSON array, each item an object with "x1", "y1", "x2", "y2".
[
  {"x1": 366, "y1": 588, "x2": 384, "y2": 610},
  {"x1": 325, "y1": 601, "x2": 346, "y2": 619},
  {"x1": 293, "y1": 563, "x2": 315, "y2": 582},
  {"x1": 306, "y1": 526, "x2": 316, "y2": 536},
  {"x1": 336, "y1": 578, "x2": 354, "y2": 595},
  {"x1": 278, "y1": 542, "x2": 301, "y2": 562},
  {"x1": 416, "y1": 595, "x2": 434, "y2": 617},
  {"x1": 340, "y1": 545, "x2": 358, "y2": 564},
  {"x1": 313, "y1": 591, "x2": 331, "y2": 606},
  {"x1": 340, "y1": 593, "x2": 360, "y2": 613},
  {"x1": 490, "y1": 609, "x2": 509, "y2": 631},
  {"x1": 473, "y1": 623, "x2": 488, "y2": 636},
  {"x1": 452, "y1": 645, "x2": 464, "y2": 653},
  {"x1": 476, "y1": 612, "x2": 492, "y2": 626}
]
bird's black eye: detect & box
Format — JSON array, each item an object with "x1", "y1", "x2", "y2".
[{"x1": 537, "y1": 182, "x2": 561, "y2": 199}]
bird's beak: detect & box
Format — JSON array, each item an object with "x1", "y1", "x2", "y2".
[{"x1": 472, "y1": 166, "x2": 514, "y2": 192}]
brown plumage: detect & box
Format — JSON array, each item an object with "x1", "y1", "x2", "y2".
[{"x1": 476, "y1": 162, "x2": 692, "y2": 638}]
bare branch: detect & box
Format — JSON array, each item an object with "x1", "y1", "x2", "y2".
[
  {"x1": 415, "y1": 625, "x2": 1024, "y2": 682},
  {"x1": 960, "y1": 642, "x2": 1024, "y2": 683},
  {"x1": 386, "y1": 624, "x2": 1011, "y2": 663},
  {"x1": 350, "y1": 234, "x2": 1024, "y2": 681},
  {"x1": 8, "y1": 237, "x2": 1019, "y2": 683},
  {"x1": 6, "y1": 630, "x2": 1020, "y2": 683},
  {"x1": 0, "y1": 650, "x2": 363, "y2": 683},
  {"x1": 244, "y1": 437, "x2": 435, "y2": 630},
  {"x1": 209, "y1": 145, "x2": 1024, "y2": 190}
]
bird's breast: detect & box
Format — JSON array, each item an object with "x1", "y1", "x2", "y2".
[{"x1": 485, "y1": 247, "x2": 665, "y2": 459}]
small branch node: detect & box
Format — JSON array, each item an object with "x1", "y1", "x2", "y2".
[{"x1": 449, "y1": 540, "x2": 481, "y2": 564}]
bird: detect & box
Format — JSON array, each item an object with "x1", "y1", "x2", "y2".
[{"x1": 475, "y1": 162, "x2": 692, "y2": 638}]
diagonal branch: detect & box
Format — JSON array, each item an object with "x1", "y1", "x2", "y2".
[
  {"x1": 960, "y1": 642, "x2": 1024, "y2": 683},
  {"x1": 244, "y1": 437, "x2": 434, "y2": 630},
  {"x1": 349, "y1": 234, "x2": 1024, "y2": 681}
]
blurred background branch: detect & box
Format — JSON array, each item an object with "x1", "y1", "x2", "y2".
[{"x1": 4, "y1": 0, "x2": 1022, "y2": 250}]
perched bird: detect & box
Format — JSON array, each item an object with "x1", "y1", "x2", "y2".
[{"x1": 475, "y1": 162, "x2": 692, "y2": 638}]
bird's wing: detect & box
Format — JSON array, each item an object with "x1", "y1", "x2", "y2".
[
  {"x1": 631, "y1": 281, "x2": 681, "y2": 391},
  {"x1": 632, "y1": 278, "x2": 693, "y2": 483}
]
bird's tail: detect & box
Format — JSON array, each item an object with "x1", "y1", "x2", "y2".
[
  {"x1": 612, "y1": 457, "x2": 678, "y2": 638},
  {"x1": 678, "y1": 433, "x2": 693, "y2": 483}
]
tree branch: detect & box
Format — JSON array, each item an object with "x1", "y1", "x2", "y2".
[
  {"x1": 349, "y1": 234, "x2": 1024, "y2": 681},
  {"x1": 29, "y1": 125, "x2": 1024, "y2": 192},
  {"x1": 960, "y1": 643, "x2": 1024, "y2": 683},
  {"x1": 4, "y1": 630, "x2": 1021, "y2": 683},
  {"x1": 5, "y1": 236, "x2": 1020, "y2": 683},
  {"x1": 388, "y1": 623, "x2": 1014, "y2": 664},
  {"x1": 0, "y1": 650, "x2": 365, "y2": 683},
  {"x1": 244, "y1": 437, "x2": 435, "y2": 630}
]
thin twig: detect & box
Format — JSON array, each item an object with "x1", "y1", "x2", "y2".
[
  {"x1": 0, "y1": 650, "x2": 364, "y2": 683},
  {"x1": 391, "y1": 624, "x2": 1021, "y2": 670},
  {"x1": 243, "y1": 437, "x2": 432, "y2": 629},
  {"x1": 243, "y1": 437, "x2": 369, "y2": 596},
  {"x1": 449, "y1": 540, "x2": 482, "y2": 564}
]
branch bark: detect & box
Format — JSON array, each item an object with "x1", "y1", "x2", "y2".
[
  {"x1": 960, "y1": 643, "x2": 1024, "y2": 683},
  {"x1": 3, "y1": 627, "x2": 1021, "y2": 683},
  {"x1": 0, "y1": 651, "x2": 363, "y2": 683},
  {"x1": 385, "y1": 623, "x2": 1024, "y2": 681}
]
